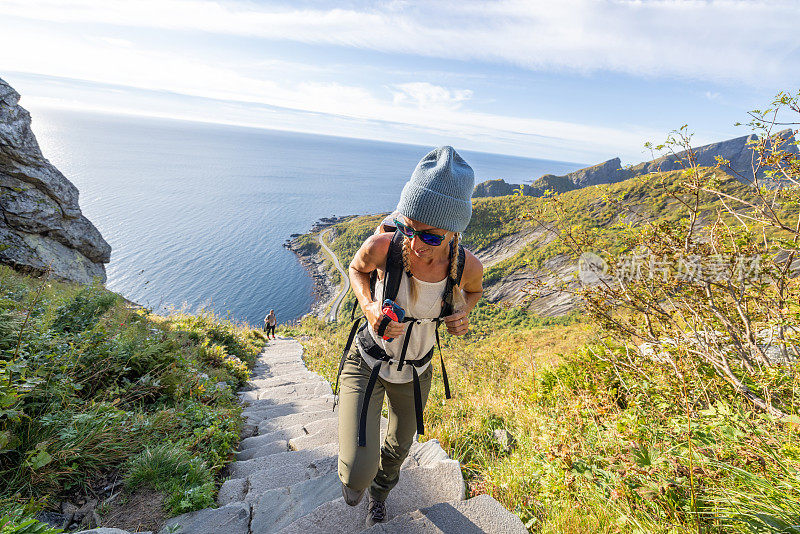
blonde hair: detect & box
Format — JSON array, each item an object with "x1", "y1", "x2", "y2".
[
  {"x1": 449, "y1": 232, "x2": 463, "y2": 309},
  {"x1": 401, "y1": 237, "x2": 418, "y2": 304},
  {"x1": 401, "y1": 232, "x2": 462, "y2": 308}
]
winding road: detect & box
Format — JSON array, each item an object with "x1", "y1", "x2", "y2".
[{"x1": 318, "y1": 228, "x2": 349, "y2": 322}]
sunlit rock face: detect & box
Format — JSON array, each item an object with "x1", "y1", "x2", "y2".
[{"x1": 0, "y1": 77, "x2": 111, "y2": 284}]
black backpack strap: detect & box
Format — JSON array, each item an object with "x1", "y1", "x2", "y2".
[
  {"x1": 376, "y1": 315, "x2": 392, "y2": 337},
  {"x1": 349, "y1": 229, "x2": 405, "y2": 321},
  {"x1": 369, "y1": 270, "x2": 377, "y2": 304},
  {"x1": 411, "y1": 365, "x2": 424, "y2": 436},
  {"x1": 358, "y1": 352, "x2": 390, "y2": 446},
  {"x1": 434, "y1": 323, "x2": 452, "y2": 399},
  {"x1": 340, "y1": 230, "x2": 406, "y2": 414},
  {"x1": 395, "y1": 321, "x2": 414, "y2": 371},
  {"x1": 332, "y1": 315, "x2": 365, "y2": 411},
  {"x1": 382, "y1": 229, "x2": 405, "y2": 304},
  {"x1": 355, "y1": 327, "x2": 434, "y2": 444}
]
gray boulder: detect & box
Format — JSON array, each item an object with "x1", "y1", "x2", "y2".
[{"x1": 0, "y1": 77, "x2": 110, "y2": 284}]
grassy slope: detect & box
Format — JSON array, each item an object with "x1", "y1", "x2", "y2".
[
  {"x1": 0, "y1": 266, "x2": 265, "y2": 529},
  {"x1": 477, "y1": 167, "x2": 787, "y2": 286},
  {"x1": 285, "y1": 168, "x2": 800, "y2": 533}
]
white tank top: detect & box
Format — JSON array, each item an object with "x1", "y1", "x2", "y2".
[{"x1": 356, "y1": 272, "x2": 446, "y2": 383}]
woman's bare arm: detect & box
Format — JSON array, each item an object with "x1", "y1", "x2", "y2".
[
  {"x1": 443, "y1": 249, "x2": 483, "y2": 336},
  {"x1": 349, "y1": 233, "x2": 406, "y2": 338}
]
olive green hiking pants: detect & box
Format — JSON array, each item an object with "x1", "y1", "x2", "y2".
[{"x1": 337, "y1": 343, "x2": 433, "y2": 502}]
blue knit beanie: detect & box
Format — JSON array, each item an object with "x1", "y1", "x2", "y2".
[{"x1": 396, "y1": 146, "x2": 474, "y2": 233}]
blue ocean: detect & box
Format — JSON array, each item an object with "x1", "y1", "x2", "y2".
[{"x1": 30, "y1": 109, "x2": 585, "y2": 327}]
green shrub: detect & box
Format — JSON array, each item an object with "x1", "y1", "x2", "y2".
[
  {"x1": 50, "y1": 284, "x2": 118, "y2": 333},
  {"x1": 0, "y1": 512, "x2": 61, "y2": 534},
  {"x1": 125, "y1": 443, "x2": 215, "y2": 515},
  {"x1": 0, "y1": 265, "x2": 262, "y2": 519}
]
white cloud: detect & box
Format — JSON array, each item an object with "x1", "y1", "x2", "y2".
[
  {"x1": 1, "y1": 0, "x2": 798, "y2": 86},
  {"x1": 2, "y1": 0, "x2": 778, "y2": 162},
  {"x1": 391, "y1": 83, "x2": 473, "y2": 109},
  {"x1": 0, "y1": 23, "x2": 663, "y2": 162}
]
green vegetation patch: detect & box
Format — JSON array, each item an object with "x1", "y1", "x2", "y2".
[{"x1": 0, "y1": 265, "x2": 265, "y2": 524}]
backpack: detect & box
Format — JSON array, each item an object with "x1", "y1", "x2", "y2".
[{"x1": 332, "y1": 228, "x2": 466, "y2": 447}]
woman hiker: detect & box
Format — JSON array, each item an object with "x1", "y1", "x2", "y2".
[
  {"x1": 335, "y1": 146, "x2": 484, "y2": 527},
  {"x1": 264, "y1": 309, "x2": 277, "y2": 340}
]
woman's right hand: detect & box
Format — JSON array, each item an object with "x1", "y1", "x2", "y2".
[{"x1": 364, "y1": 300, "x2": 406, "y2": 339}]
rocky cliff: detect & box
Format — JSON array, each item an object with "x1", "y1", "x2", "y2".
[
  {"x1": 629, "y1": 129, "x2": 797, "y2": 182},
  {"x1": 474, "y1": 130, "x2": 798, "y2": 198},
  {"x1": 0, "y1": 78, "x2": 110, "y2": 284},
  {"x1": 562, "y1": 156, "x2": 631, "y2": 187},
  {"x1": 472, "y1": 173, "x2": 579, "y2": 198}
]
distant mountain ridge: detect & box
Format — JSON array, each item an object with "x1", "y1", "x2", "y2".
[{"x1": 473, "y1": 129, "x2": 798, "y2": 198}]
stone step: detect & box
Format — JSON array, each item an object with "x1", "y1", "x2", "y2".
[
  {"x1": 275, "y1": 459, "x2": 465, "y2": 534},
  {"x1": 241, "y1": 394, "x2": 335, "y2": 413},
  {"x1": 258, "y1": 350, "x2": 305, "y2": 362},
  {"x1": 228, "y1": 442, "x2": 339, "y2": 479},
  {"x1": 247, "y1": 472, "x2": 341, "y2": 532},
  {"x1": 158, "y1": 502, "x2": 250, "y2": 534},
  {"x1": 239, "y1": 420, "x2": 328, "y2": 451},
  {"x1": 217, "y1": 477, "x2": 249, "y2": 505},
  {"x1": 255, "y1": 408, "x2": 335, "y2": 434},
  {"x1": 259, "y1": 339, "x2": 304, "y2": 353},
  {"x1": 243, "y1": 449, "x2": 339, "y2": 501},
  {"x1": 262, "y1": 360, "x2": 312, "y2": 373},
  {"x1": 242, "y1": 409, "x2": 395, "y2": 463},
  {"x1": 257, "y1": 410, "x2": 337, "y2": 437},
  {"x1": 247, "y1": 377, "x2": 329, "y2": 394},
  {"x1": 361, "y1": 494, "x2": 528, "y2": 533},
  {"x1": 234, "y1": 438, "x2": 288, "y2": 461},
  {"x1": 219, "y1": 450, "x2": 338, "y2": 505},
  {"x1": 218, "y1": 440, "x2": 449, "y2": 507},
  {"x1": 242, "y1": 399, "x2": 334, "y2": 424},
  {"x1": 247, "y1": 452, "x2": 462, "y2": 534},
  {"x1": 239, "y1": 374, "x2": 323, "y2": 393},
  {"x1": 285, "y1": 412, "x2": 396, "y2": 452},
  {"x1": 402, "y1": 439, "x2": 451, "y2": 468},
  {"x1": 257, "y1": 367, "x2": 314, "y2": 381},
  {"x1": 247, "y1": 372, "x2": 325, "y2": 389},
  {"x1": 257, "y1": 357, "x2": 308, "y2": 370},
  {"x1": 239, "y1": 381, "x2": 333, "y2": 403}
]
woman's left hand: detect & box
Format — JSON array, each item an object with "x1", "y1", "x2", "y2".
[{"x1": 444, "y1": 310, "x2": 469, "y2": 336}]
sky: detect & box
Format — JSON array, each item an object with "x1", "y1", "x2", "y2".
[{"x1": 1, "y1": 0, "x2": 798, "y2": 165}]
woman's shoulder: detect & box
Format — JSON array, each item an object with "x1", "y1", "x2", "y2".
[
  {"x1": 360, "y1": 232, "x2": 393, "y2": 259},
  {"x1": 459, "y1": 246, "x2": 483, "y2": 281}
]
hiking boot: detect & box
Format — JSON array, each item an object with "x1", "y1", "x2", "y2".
[
  {"x1": 341, "y1": 481, "x2": 365, "y2": 506},
  {"x1": 365, "y1": 494, "x2": 388, "y2": 527}
]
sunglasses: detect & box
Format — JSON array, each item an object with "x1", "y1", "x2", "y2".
[{"x1": 393, "y1": 218, "x2": 447, "y2": 246}]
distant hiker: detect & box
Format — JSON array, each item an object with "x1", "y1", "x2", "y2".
[
  {"x1": 334, "y1": 146, "x2": 484, "y2": 526},
  {"x1": 264, "y1": 309, "x2": 277, "y2": 339}
]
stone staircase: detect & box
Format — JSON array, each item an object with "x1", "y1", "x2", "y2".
[{"x1": 79, "y1": 338, "x2": 527, "y2": 534}]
